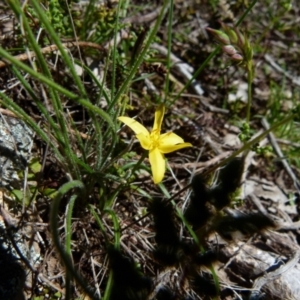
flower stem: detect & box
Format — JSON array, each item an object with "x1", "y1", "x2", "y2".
[
  {"x1": 127, "y1": 151, "x2": 148, "y2": 181},
  {"x1": 246, "y1": 61, "x2": 253, "y2": 123}
]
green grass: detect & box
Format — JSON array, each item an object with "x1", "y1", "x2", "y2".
[
  {"x1": 1, "y1": 0, "x2": 300, "y2": 299},
  {"x1": 266, "y1": 77, "x2": 300, "y2": 170}
]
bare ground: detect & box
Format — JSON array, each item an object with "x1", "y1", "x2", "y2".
[{"x1": 0, "y1": 1, "x2": 300, "y2": 299}]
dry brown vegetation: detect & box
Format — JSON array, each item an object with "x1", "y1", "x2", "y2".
[{"x1": 0, "y1": 0, "x2": 300, "y2": 299}]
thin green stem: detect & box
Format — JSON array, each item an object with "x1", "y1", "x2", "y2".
[
  {"x1": 169, "y1": 0, "x2": 258, "y2": 108},
  {"x1": 169, "y1": 47, "x2": 220, "y2": 107},
  {"x1": 11, "y1": 66, "x2": 63, "y2": 143},
  {"x1": 0, "y1": 47, "x2": 116, "y2": 132},
  {"x1": 105, "y1": 209, "x2": 121, "y2": 250},
  {"x1": 102, "y1": 209, "x2": 120, "y2": 300},
  {"x1": 8, "y1": 1, "x2": 81, "y2": 178},
  {"x1": 127, "y1": 150, "x2": 148, "y2": 181},
  {"x1": 0, "y1": 91, "x2": 65, "y2": 163},
  {"x1": 174, "y1": 206, "x2": 219, "y2": 295},
  {"x1": 65, "y1": 195, "x2": 77, "y2": 300},
  {"x1": 246, "y1": 62, "x2": 253, "y2": 123},
  {"x1": 109, "y1": 0, "x2": 169, "y2": 111},
  {"x1": 30, "y1": 0, "x2": 87, "y2": 98},
  {"x1": 103, "y1": 271, "x2": 113, "y2": 300},
  {"x1": 88, "y1": 205, "x2": 109, "y2": 244},
  {"x1": 121, "y1": 111, "x2": 297, "y2": 233},
  {"x1": 235, "y1": 0, "x2": 258, "y2": 26},
  {"x1": 200, "y1": 112, "x2": 296, "y2": 183},
  {"x1": 160, "y1": 182, "x2": 221, "y2": 297},
  {"x1": 164, "y1": 0, "x2": 174, "y2": 104},
  {"x1": 110, "y1": 0, "x2": 122, "y2": 99},
  {"x1": 50, "y1": 180, "x2": 97, "y2": 299}
]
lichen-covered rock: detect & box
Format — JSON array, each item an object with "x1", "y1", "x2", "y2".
[{"x1": 0, "y1": 115, "x2": 33, "y2": 189}]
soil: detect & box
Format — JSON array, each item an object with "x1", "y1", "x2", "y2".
[{"x1": 0, "y1": 1, "x2": 300, "y2": 300}]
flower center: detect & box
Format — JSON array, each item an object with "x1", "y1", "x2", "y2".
[{"x1": 150, "y1": 130, "x2": 160, "y2": 149}]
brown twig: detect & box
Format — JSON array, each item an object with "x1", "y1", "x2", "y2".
[
  {"x1": 261, "y1": 117, "x2": 300, "y2": 193},
  {"x1": 168, "y1": 151, "x2": 232, "y2": 172},
  {"x1": 0, "y1": 41, "x2": 105, "y2": 69}
]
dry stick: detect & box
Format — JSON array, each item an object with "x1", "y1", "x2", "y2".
[
  {"x1": 168, "y1": 151, "x2": 232, "y2": 170},
  {"x1": 276, "y1": 138, "x2": 300, "y2": 149},
  {"x1": 177, "y1": 93, "x2": 229, "y2": 113},
  {"x1": 248, "y1": 194, "x2": 269, "y2": 216},
  {"x1": 248, "y1": 189, "x2": 300, "y2": 230},
  {"x1": 0, "y1": 41, "x2": 105, "y2": 69},
  {"x1": 120, "y1": 152, "x2": 233, "y2": 233},
  {"x1": 277, "y1": 220, "x2": 300, "y2": 230},
  {"x1": 121, "y1": 116, "x2": 296, "y2": 233},
  {"x1": 124, "y1": 6, "x2": 162, "y2": 24},
  {"x1": 151, "y1": 43, "x2": 205, "y2": 96},
  {"x1": 264, "y1": 54, "x2": 300, "y2": 87},
  {"x1": 250, "y1": 249, "x2": 300, "y2": 300},
  {"x1": 83, "y1": 228, "x2": 101, "y2": 298},
  {"x1": 38, "y1": 273, "x2": 65, "y2": 294},
  {"x1": 261, "y1": 117, "x2": 300, "y2": 193}
]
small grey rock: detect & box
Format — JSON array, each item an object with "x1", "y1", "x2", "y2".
[{"x1": 0, "y1": 115, "x2": 33, "y2": 189}]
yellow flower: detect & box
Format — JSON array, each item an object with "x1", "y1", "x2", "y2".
[{"x1": 118, "y1": 105, "x2": 192, "y2": 184}]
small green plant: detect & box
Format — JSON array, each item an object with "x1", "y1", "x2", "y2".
[
  {"x1": 47, "y1": 0, "x2": 73, "y2": 36},
  {"x1": 0, "y1": 0, "x2": 299, "y2": 299},
  {"x1": 207, "y1": 23, "x2": 254, "y2": 125}
]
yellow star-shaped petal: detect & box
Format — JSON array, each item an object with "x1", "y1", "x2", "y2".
[{"x1": 118, "y1": 105, "x2": 192, "y2": 184}]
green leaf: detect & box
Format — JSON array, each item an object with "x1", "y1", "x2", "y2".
[
  {"x1": 30, "y1": 158, "x2": 42, "y2": 174},
  {"x1": 11, "y1": 189, "x2": 23, "y2": 202},
  {"x1": 42, "y1": 188, "x2": 58, "y2": 199}
]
